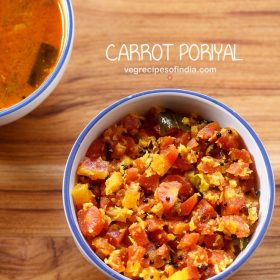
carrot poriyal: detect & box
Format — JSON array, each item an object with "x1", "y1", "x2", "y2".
[{"x1": 72, "y1": 107, "x2": 259, "y2": 280}]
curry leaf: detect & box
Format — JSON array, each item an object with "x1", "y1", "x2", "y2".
[{"x1": 158, "y1": 112, "x2": 190, "y2": 135}]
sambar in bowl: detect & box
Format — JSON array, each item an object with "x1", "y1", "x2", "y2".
[{"x1": 0, "y1": 0, "x2": 74, "y2": 125}]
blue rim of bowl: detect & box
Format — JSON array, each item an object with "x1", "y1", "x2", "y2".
[
  {"x1": 0, "y1": 0, "x2": 74, "y2": 118},
  {"x1": 63, "y1": 89, "x2": 275, "y2": 280}
]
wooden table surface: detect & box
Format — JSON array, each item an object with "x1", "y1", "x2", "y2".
[{"x1": 0, "y1": 0, "x2": 280, "y2": 279}]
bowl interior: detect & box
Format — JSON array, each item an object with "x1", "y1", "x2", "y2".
[{"x1": 64, "y1": 90, "x2": 274, "y2": 280}]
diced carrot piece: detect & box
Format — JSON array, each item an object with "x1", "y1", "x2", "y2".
[
  {"x1": 159, "y1": 136, "x2": 175, "y2": 149},
  {"x1": 229, "y1": 148, "x2": 252, "y2": 163},
  {"x1": 134, "y1": 158, "x2": 146, "y2": 174},
  {"x1": 126, "y1": 167, "x2": 139, "y2": 183},
  {"x1": 180, "y1": 193, "x2": 199, "y2": 216},
  {"x1": 129, "y1": 223, "x2": 149, "y2": 246},
  {"x1": 92, "y1": 237, "x2": 115, "y2": 257},
  {"x1": 177, "y1": 233, "x2": 200, "y2": 249},
  {"x1": 197, "y1": 122, "x2": 220, "y2": 139},
  {"x1": 77, "y1": 205, "x2": 105, "y2": 237},
  {"x1": 173, "y1": 157, "x2": 193, "y2": 171},
  {"x1": 218, "y1": 215, "x2": 250, "y2": 238},
  {"x1": 151, "y1": 145, "x2": 179, "y2": 176},
  {"x1": 139, "y1": 174, "x2": 159, "y2": 192},
  {"x1": 226, "y1": 161, "x2": 252, "y2": 178},
  {"x1": 86, "y1": 137, "x2": 105, "y2": 159},
  {"x1": 163, "y1": 175, "x2": 194, "y2": 197},
  {"x1": 155, "y1": 181, "x2": 181, "y2": 212},
  {"x1": 122, "y1": 114, "x2": 141, "y2": 133},
  {"x1": 197, "y1": 156, "x2": 221, "y2": 174},
  {"x1": 216, "y1": 128, "x2": 241, "y2": 150},
  {"x1": 77, "y1": 157, "x2": 109, "y2": 180}
]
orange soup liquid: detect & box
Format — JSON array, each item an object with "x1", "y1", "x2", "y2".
[{"x1": 0, "y1": 0, "x2": 63, "y2": 110}]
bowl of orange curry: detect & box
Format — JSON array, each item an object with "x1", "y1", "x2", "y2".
[
  {"x1": 0, "y1": 0, "x2": 74, "y2": 126},
  {"x1": 63, "y1": 89, "x2": 274, "y2": 280}
]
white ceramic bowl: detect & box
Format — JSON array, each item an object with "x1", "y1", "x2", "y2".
[
  {"x1": 0, "y1": 0, "x2": 74, "y2": 126},
  {"x1": 63, "y1": 89, "x2": 274, "y2": 280}
]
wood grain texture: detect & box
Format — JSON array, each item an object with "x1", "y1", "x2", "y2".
[{"x1": 0, "y1": 0, "x2": 280, "y2": 279}]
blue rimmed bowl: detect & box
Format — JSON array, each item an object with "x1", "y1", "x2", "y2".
[
  {"x1": 0, "y1": 0, "x2": 74, "y2": 126},
  {"x1": 63, "y1": 89, "x2": 274, "y2": 280}
]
